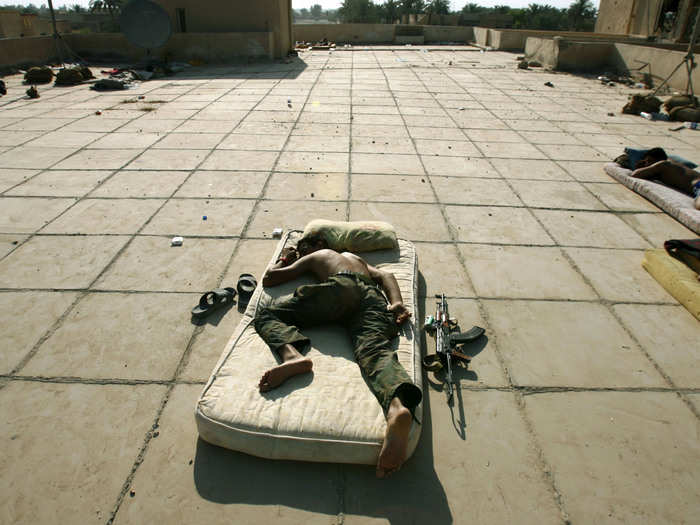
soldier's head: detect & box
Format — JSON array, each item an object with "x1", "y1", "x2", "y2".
[
  {"x1": 635, "y1": 147, "x2": 667, "y2": 169},
  {"x1": 297, "y1": 234, "x2": 329, "y2": 257}
]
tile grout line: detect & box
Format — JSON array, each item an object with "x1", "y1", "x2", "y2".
[
  {"x1": 4, "y1": 75, "x2": 277, "y2": 375},
  {"x1": 102, "y1": 68, "x2": 312, "y2": 525},
  {"x1": 410, "y1": 61, "x2": 572, "y2": 524},
  {"x1": 163, "y1": 68, "x2": 308, "y2": 387},
  {"x1": 496, "y1": 159, "x2": 700, "y2": 421},
  {"x1": 104, "y1": 61, "x2": 331, "y2": 525},
  {"x1": 0, "y1": 82, "x2": 192, "y2": 260},
  {"x1": 5, "y1": 373, "x2": 699, "y2": 395}
]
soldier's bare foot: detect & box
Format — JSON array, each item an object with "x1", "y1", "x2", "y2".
[
  {"x1": 259, "y1": 357, "x2": 312, "y2": 392},
  {"x1": 376, "y1": 397, "x2": 412, "y2": 479}
]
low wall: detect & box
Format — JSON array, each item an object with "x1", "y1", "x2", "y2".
[
  {"x1": 0, "y1": 32, "x2": 277, "y2": 68},
  {"x1": 557, "y1": 39, "x2": 615, "y2": 72},
  {"x1": 294, "y1": 23, "x2": 395, "y2": 44},
  {"x1": 66, "y1": 32, "x2": 275, "y2": 62},
  {"x1": 293, "y1": 23, "x2": 473, "y2": 44},
  {"x1": 0, "y1": 36, "x2": 57, "y2": 67},
  {"x1": 612, "y1": 43, "x2": 700, "y2": 92},
  {"x1": 524, "y1": 36, "x2": 557, "y2": 66},
  {"x1": 423, "y1": 25, "x2": 473, "y2": 43},
  {"x1": 473, "y1": 26, "x2": 490, "y2": 46},
  {"x1": 523, "y1": 36, "x2": 699, "y2": 92},
  {"x1": 475, "y1": 27, "x2": 635, "y2": 50}
]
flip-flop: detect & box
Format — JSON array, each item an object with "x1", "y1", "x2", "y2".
[
  {"x1": 191, "y1": 287, "x2": 236, "y2": 318},
  {"x1": 237, "y1": 273, "x2": 258, "y2": 305}
]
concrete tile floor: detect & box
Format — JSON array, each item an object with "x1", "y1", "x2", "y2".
[{"x1": 1, "y1": 47, "x2": 698, "y2": 524}]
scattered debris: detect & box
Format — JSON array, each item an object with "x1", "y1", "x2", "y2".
[
  {"x1": 24, "y1": 66, "x2": 53, "y2": 84},
  {"x1": 55, "y1": 67, "x2": 88, "y2": 86},
  {"x1": 544, "y1": 81, "x2": 554, "y2": 87},
  {"x1": 272, "y1": 228, "x2": 283, "y2": 238},
  {"x1": 622, "y1": 93, "x2": 661, "y2": 115},
  {"x1": 25, "y1": 86, "x2": 39, "y2": 99},
  {"x1": 528, "y1": 60, "x2": 541, "y2": 67},
  {"x1": 664, "y1": 94, "x2": 699, "y2": 112},
  {"x1": 91, "y1": 79, "x2": 128, "y2": 91},
  {"x1": 669, "y1": 105, "x2": 700, "y2": 122},
  {"x1": 171, "y1": 236, "x2": 184, "y2": 246},
  {"x1": 310, "y1": 38, "x2": 336, "y2": 50},
  {"x1": 640, "y1": 111, "x2": 669, "y2": 121}
]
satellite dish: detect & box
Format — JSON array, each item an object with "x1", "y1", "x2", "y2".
[{"x1": 120, "y1": 0, "x2": 172, "y2": 49}]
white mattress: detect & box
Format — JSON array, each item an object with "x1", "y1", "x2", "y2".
[
  {"x1": 604, "y1": 162, "x2": 700, "y2": 234},
  {"x1": 195, "y1": 231, "x2": 423, "y2": 465}
]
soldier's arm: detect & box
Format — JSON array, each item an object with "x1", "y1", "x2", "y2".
[
  {"x1": 366, "y1": 264, "x2": 411, "y2": 324},
  {"x1": 262, "y1": 252, "x2": 314, "y2": 287},
  {"x1": 631, "y1": 160, "x2": 668, "y2": 179}
]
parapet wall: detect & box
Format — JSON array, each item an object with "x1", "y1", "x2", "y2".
[
  {"x1": 293, "y1": 23, "x2": 474, "y2": 44},
  {"x1": 66, "y1": 32, "x2": 275, "y2": 62},
  {"x1": 612, "y1": 43, "x2": 700, "y2": 92},
  {"x1": 0, "y1": 32, "x2": 276, "y2": 67},
  {"x1": 294, "y1": 24, "x2": 394, "y2": 44},
  {"x1": 524, "y1": 35, "x2": 700, "y2": 91},
  {"x1": 0, "y1": 36, "x2": 57, "y2": 68},
  {"x1": 474, "y1": 27, "x2": 633, "y2": 50}
]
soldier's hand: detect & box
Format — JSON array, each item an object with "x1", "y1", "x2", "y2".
[
  {"x1": 388, "y1": 302, "x2": 411, "y2": 325},
  {"x1": 277, "y1": 247, "x2": 299, "y2": 267}
]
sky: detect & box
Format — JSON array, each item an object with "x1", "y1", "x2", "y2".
[{"x1": 0, "y1": 0, "x2": 600, "y2": 12}]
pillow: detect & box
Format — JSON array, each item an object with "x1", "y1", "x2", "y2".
[
  {"x1": 302, "y1": 220, "x2": 398, "y2": 252},
  {"x1": 624, "y1": 147, "x2": 698, "y2": 169}
]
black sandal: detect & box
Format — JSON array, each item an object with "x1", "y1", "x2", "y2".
[
  {"x1": 191, "y1": 287, "x2": 236, "y2": 319},
  {"x1": 237, "y1": 274, "x2": 258, "y2": 306}
]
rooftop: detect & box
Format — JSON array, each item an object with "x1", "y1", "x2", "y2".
[{"x1": 1, "y1": 47, "x2": 699, "y2": 524}]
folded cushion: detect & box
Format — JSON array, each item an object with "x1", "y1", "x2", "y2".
[
  {"x1": 302, "y1": 219, "x2": 398, "y2": 252},
  {"x1": 643, "y1": 249, "x2": 700, "y2": 321}
]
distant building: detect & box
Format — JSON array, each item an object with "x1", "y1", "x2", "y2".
[
  {"x1": 596, "y1": 0, "x2": 699, "y2": 42},
  {"x1": 0, "y1": 10, "x2": 71, "y2": 38},
  {"x1": 153, "y1": 0, "x2": 293, "y2": 58}
]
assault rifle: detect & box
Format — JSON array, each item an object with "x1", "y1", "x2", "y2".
[{"x1": 424, "y1": 294, "x2": 485, "y2": 402}]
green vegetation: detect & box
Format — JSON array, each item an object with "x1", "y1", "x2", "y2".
[{"x1": 292, "y1": 0, "x2": 597, "y2": 31}]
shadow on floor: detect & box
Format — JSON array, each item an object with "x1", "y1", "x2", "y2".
[{"x1": 192, "y1": 388, "x2": 451, "y2": 524}]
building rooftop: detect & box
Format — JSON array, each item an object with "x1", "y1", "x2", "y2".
[{"x1": 1, "y1": 47, "x2": 699, "y2": 524}]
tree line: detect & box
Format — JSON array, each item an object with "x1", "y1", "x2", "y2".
[{"x1": 295, "y1": 0, "x2": 598, "y2": 32}]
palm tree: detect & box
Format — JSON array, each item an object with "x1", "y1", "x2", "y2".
[{"x1": 89, "y1": 0, "x2": 123, "y2": 25}]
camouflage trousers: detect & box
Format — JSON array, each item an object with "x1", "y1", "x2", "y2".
[{"x1": 253, "y1": 271, "x2": 422, "y2": 413}]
